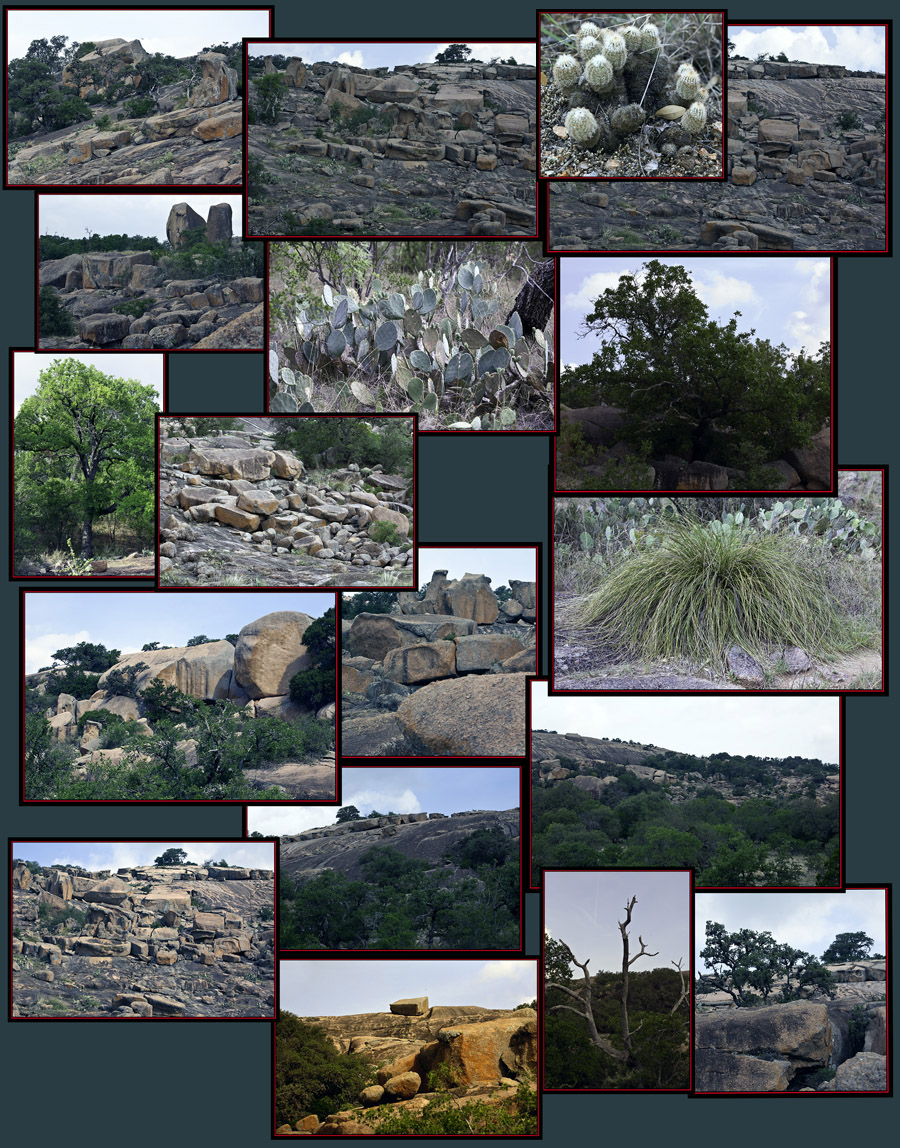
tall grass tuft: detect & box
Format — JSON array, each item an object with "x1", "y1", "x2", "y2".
[{"x1": 566, "y1": 517, "x2": 862, "y2": 671}]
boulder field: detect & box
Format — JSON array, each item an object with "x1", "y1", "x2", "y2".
[
  {"x1": 695, "y1": 961, "x2": 887, "y2": 1091},
  {"x1": 342, "y1": 571, "x2": 536, "y2": 756},
  {"x1": 9, "y1": 42, "x2": 242, "y2": 186},
  {"x1": 39, "y1": 204, "x2": 263, "y2": 351},
  {"x1": 159, "y1": 422, "x2": 413, "y2": 587},
  {"x1": 12, "y1": 861, "x2": 275, "y2": 1017},
  {"x1": 248, "y1": 57, "x2": 537, "y2": 237},
  {"x1": 276, "y1": 1002, "x2": 536, "y2": 1134},
  {"x1": 26, "y1": 610, "x2": 336, "y2": 799}
]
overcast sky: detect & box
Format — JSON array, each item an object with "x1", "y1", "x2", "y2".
[
  {"x1": 40, "y1": 194, "x2": 243, "y2": 243},
  {"x1": 13, "y1": 840, "x2": 274, "y2": 870},
  {"x1": 248, "y1": 42, "x2": 535, "y2": 68},
  {"x1": 25, "y1": 592, "x2": 333, "y2": 674},
  {"x1": 729, "y1": 25, "x2": 886, "y2": 72},
  {"x1": 7, "y1": 9, "x2": 271, "y2": 62},
  {"x1": 530, "y1": 683, "x2": 840, "y2": 764},
  {"x1": 13, "y1": 352, "x2": 163, "y2": 414},
  {"x1": 696, "y1": 890, "x2": 887, "y2": 971},
  {"x1": 281, "y1": 958, "x2": 537, "y2": 1016},
  {"x1": 246, "y1": 765, "x2": 520, "y2": 836},
  {"x1": 545, "y1": 871, "x2": 690, "y2": 975},
  {"x1": 561, "y1": 257, "x2": 831, "y2": 371}
]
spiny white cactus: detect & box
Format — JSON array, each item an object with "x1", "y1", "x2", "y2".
[
  {"x1": 622, "y1": 25, "x2": 644, "y2": 54},
  {"x1": 582, "y1": 53, "x2": 614, "y2": 93},
  {"x1": 675, "y1": 63, "x2": 701, "y2": 101},
  {"x1": 553, "y1": 53, "x2": 582, "y2": 92},
  {"x1": 579, "y1": 36, "x2": 603, "y2": 62},
  {"x1": 565, "y1": 106, "x2": 601, "y2": 148},
  {"x1": 681, "y1": 100, "x2": 707, "y2": 133},
  {"x1": 641, "y1": 23, "x2": 661, "y2": 52},
  {"x1": 603, "y1": 31, "x2": 627, "y2": 70},
  {"x1": 575, "y1": 21, "x2": 601, "y2": 49}
]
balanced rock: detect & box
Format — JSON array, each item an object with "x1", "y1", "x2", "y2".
[
  {"x1": 233, "y1": 611, "x2": 313, "y2": 699},
  {"x1": 390, "y1": 997, "x2": 429, "y2": 1016},
  {"x1": 166, "y1": 202, "x2": 206, "y2": 248}
]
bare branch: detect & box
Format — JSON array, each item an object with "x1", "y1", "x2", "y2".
[{"x1": 669, "y1": 958, "x2": 690, "y2": 1013}]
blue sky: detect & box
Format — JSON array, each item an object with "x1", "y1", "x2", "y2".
[
  {"x1": 40, "y1": 194, "x2": 243, "y2": 243},
  {"x1": 545, "y1": 870, "x2": 690, "y2": 975},
  {"x1": 7, "y1": 9, "x2": 271, "y2": 62},
  {"x1": 13, "y1": 352, "x2": 163, "y2": 414},
  {"x1": 530, "y1": 682, "x2": 840, "y2": 764},
  {"x1": 696, "y1": 890, "x2": 887, "y2": 972},
  {"x1": 281, "y1": 958, "x2": 537, "y2": 1015},
  {"x1": 24, "y1": 592, "x2": 334, "y2": 674},
  {"x1": 13, "y1": 840, "x2": 274, "y2": 871},
  {"x1": 729, "y1": 25, "x2": 886, "y2": 72},
  {"x1": 561, "y1": 257, "x2": 831, "y2": 371},
  {"x1": 248, "y1": 42, "x2": 535, "y2": 68},
  {"x1": 246, "y1": 765, "x2": 520, "y2": 837}
]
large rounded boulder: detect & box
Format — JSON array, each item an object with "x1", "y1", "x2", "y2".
[{"x1": 233, "y1": 611, "x2": 313, "y2": 700}]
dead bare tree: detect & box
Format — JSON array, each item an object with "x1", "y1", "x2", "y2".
[{"x1": 545, "y1": 895, "x2": 686, "y2": 1067}]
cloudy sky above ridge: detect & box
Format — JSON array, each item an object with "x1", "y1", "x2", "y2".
[
  {"x1": 13, "y1": 841, "x2": 275, "y2": 871},
  {"x1": 247, "y1": 42, "x2": 535, "y2": 68},
  {"x1": 729, "y1": 25, "x2": 886, "y2": 72}
]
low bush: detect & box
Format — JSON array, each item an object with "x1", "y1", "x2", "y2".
[{"x1": 38, "y1": 287, "x2": 76, "y2": 336}]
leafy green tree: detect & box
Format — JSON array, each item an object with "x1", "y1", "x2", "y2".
[
  {"x1": 51, "y1": 641, "x2": 121, "y2": 671},
  {"x1": 699, "y1": 921, "x2": 836, "y2": 1006},
  {"x1": 336, "y1": 805, "x2": 362, "y2": 822},
  {"x1": 254, "y1": 71, "x2": 287, "y2": 124},
  {"x1": 38, "y1": 287, "x2": 76, "y2": 336},
  {"x1": 435, "y1": 44, "x2": 472, "y2": 63},
  {"x1": 154, "y1": 847, "x2": 188, "y2": 867},
  {"x1": 186, "y1": 635, "x2": 211, "y2": 647},
  {"x1": 290, "y1": 608, "x2": 335, "y2": 708},
  {"x1": 341, "y1": 590, "x2": 397, "y2": 619},
  {"x1": 276, "y1": 1013, "x2": 371, "y2": 1127},
  {"x1": 15, "y1": 360, "x2": 157, "y2": 557},
  {"x1": 563, "y1": 261, "x2": 830, "y2": 479},
  {"x1": 821, "y1": 931, "x2": 874, "y2": 963}
]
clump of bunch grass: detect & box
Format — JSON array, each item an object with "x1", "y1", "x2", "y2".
[{"x1": 566, "y1": 515, "x2": 858, "y2": 672}]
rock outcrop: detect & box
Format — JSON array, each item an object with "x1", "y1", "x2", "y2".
[
  {"x1": 342, "y1": 570, "x2": 535, "y2": 755},
  {"x1": 38, "y1": 206, "x2": 261, "y2": 351},
  {"x1": 280, "y1": 807, "x2": 519, "y2": 882},
  {"x1": 12, "y1": 861, "x2": 275, "y2": 1017},
  {"x1": 276, "y1": 1004, "x2": 537, "y2": 1132},
  {"x1": 562, "y1": 406, "x2": 831, "y2": 491},
  {"x1": 159, "y1": 418, "x2": 414, "y2": 587},
  {"x1": 247, "y1": 57, "x2": 536, "y2": 237},
  {"x1": 549, "y1": 61, "x2": 885, "y2": 252},
  {"x1": 9, "y1": 42, "x2": 242, "y2": 186}
]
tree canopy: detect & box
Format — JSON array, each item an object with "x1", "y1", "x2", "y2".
[
  {"x1": 698, "y1": 921, "x2": 836, "y2": 1006},
  {"x1": 15, "y1": 360, "x2": 157, "y2": 559},
  {"x1": 821, "y1": 931, "x2": 874, "y2": 963},
  {"x1": 561, "y1": 261, "x2": 830, "y2": 482}
]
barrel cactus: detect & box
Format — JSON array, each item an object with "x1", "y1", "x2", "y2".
[
  {"x1": 553, "y1": 53, "x2": 582, "y2": 92},
  {"x1": 675, "y1": 63, "x2": 701, "y2": 101},
  {"x1": 603, "y1": 31, "x2": 627, "y2": 70},
  {"x1": 681, "y1": 100, "x2": 707, "y2": 133},
  {"x1": 583, "y1": 54, "x2": 614, "y2": 94},
  {"x1": 579, "y1": 36, "x2": 603, "y2": 61},
  {"x1": 641, "y1": 23, "x2": 661, "y2": 51},
  {"x1": 565, "y1": 107, "x2": 602, "y2": 148}
]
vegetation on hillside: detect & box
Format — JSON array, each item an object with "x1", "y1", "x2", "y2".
[
  {"x1": 280, "y1": 829, "x2": 519, "y2": 949},
  {"x1": 532, "y1": 748, "x2": 839, "y2": 886},
  {"x1": 272, "y1": 416, "x2": 414, "y2": 478},
  {"x1": 698, "y1": 921, "x2": 837, "y2": 1006},
  {"x1": 14, "y1": 360, "x2": 157, "y2": 567}
]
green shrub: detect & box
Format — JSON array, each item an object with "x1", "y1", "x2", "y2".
[
  {"x1": 124, "y1": 95, "x2": 156, "y2": 118},
  {"x1": 113, "y1": 298, "x2": 154, "y2": 319},
  {"x1": 289, "y1": 665, "x2": 335, "y2": 710},
  {"x1": 368, "y1": 519, "x2": 400, "y2": 546},
  {"x1": 38, "y1": 287, "x2": 75, "y2": 336},
  {"x1": 93, "y1": 113, "x2": 112, "y2": 130},
  {"x1": 38, "y1": 901, "x2": 86, "y2": 932},
  {"x1": 834, "y1": 111, "x2": 862, "y2": 132},
  {"x1": 276, "y1": 1013, "x2": 371, "y2": 1127}
]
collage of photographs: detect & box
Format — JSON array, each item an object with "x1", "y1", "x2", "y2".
[{"x1": 2, "y1": 4, "x2": 893, "y2": 1144}]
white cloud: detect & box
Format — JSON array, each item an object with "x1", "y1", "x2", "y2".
[
  {"x1": 694, "y1": 271, "x2": 758, "y2": 309},
  {"x1": 25, "y1": 630, "x2": 91, "y2": 674},
  {"x1": 564, "y1": 270, "x2": 632, "y2": 315},
  {"x1": 478, "y1": 960, "x2": 530, "y2": 981},
  {"x1": 246, "y1": 806, "x2": 336, "y2": 838},
  {"x1": 337, "y1": 50, "x2": 365, "y2": 67},
  {"x1": 787, "y1": 309, "x2": 829, "y2": 356},
  {"x1": 730, "y1": 26, "x2": 885, "y2": 72},
  {"x1": 793, "y1": 259, "x2": 830, "y2": 306},
  {"x1": 344, "y1": 787, "x2": 421, "y2": 816}
]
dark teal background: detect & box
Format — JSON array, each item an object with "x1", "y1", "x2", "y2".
[{"x1": 3, "y1": 2, "x2": 895, "y2": 1141}]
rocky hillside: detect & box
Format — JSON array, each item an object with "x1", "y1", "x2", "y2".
[
  {"x1": 281, "y1": 808, "x2": 519, "y2": 882},
  {"x1": 160, "y1": 419, "x2": 413, "y2": 588},
  {"x1": 278, "y1": 998, "x2": 536, "y2": 1134},
  {"x1": 532, "y1": 729, "x2": 839, "y2": 807},
  {"x1": 27, "y1": 610, "x2": 336, "y2": 799},
  {"x1": 695, "y1": 961, "x2": 887, "y2": 1091},
  {"x1": 9, "y1": 42, "x2": 241, "y2": 185},
  {"x1": 12, "y1": 861, "x2": 275, "y2": 1017},
  {"x1": 39, "y1": 204, "x2": 263, "y2": 350},
  {"x1": 550, "y1": 59, "x2": 885, "y2": 251},
  {"x1": 248, "y1": 57, "x2": 536, "y2": 236},
  {"x1": 342, "y1": 571, "x2": 536, "y2": 756}
]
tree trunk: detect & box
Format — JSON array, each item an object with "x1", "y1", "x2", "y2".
[
  {"x1": 507, "y1": 259, "x2": 555, "y2": 337},
  {"x1": 80, "y1": 517, "x2": 94, "y2": 558}
]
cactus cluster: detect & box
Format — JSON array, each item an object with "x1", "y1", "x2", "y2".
[
  {"x1": 546, "y1": 14, "x2": 716, "y2": 157},
  {"x1": 270, "y1": 262, "x2": 552, "y2": 430}
]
